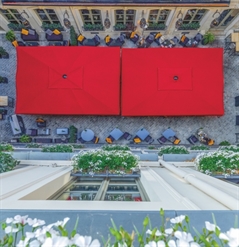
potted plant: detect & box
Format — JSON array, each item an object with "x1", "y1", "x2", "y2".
[
  {"x1": 202, "y1": 31, "x2": 215, "y2": 45},
  {"x1": 0, "y1": 76, "x2": 8, "y2": 83},
  {"x1": 19, "y1": 135, "x2": 32, "y2": 143},
  {"x1": 41, "y1": 22, "x2": 64, "y2": 31},
  {"x1": 0, "y1": 47, "x2": 9, "y2": 59},
  {"x1": 70, "y1": 26, "x2": 78, "y2": 46},
  {"x1": 7, "y1": 23, "x2": 24, "y2": 31},
  {"x1": 5, "y1": 30, "x2": 18, "y2": 47}
]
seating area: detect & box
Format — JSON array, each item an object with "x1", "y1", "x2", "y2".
[
  {"x1": 224, "y1": 32, "x2": 239, "y2": 56},
  {"x1": 78, "y1": 34, "x2": 101, "y2": 46},
  {"x1": 104, "y1": 34, "x2": 125, "y2": 47}
]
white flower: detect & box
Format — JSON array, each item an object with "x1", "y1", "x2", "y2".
[
  {"x1": 168, "y1": 240, "x2": 176, "y2": 247},
  {"x1": 13, "y1": 215, "x2": 28, "y2": 225},
  {"x1": 146, "y1": 229, "x2": 152, "y2": 234},
  {"x1": 170, "y1": 215, "x2": 186, "y2": 224},
  {"x1": 5, "y1": 225, "x2": 19, "y2": 234},
  {"x1": 54, "y1": 217, "x2": 70, "y2": 228},
  {"x1": 219, "y1": 228, "x2": 239, "y2": 247},
  {"x1": 174, "y1": 231, "x2": 194, "y2": 243},
  {"x1": 205, "y1": 221, "x2": 220, "y2": 232},
  {"x1": 73, "y1": 235, "x2": 100, "y2": 247},
  {"x1": 29, "y1": 240, "x2": 41, "y2": 247},
  {"x1": 27, "y1": 218, "x2": 46, "y2": 228},
  {"x1": 42, "y1": 236, "x2": 69, "y2": 247},
  {"x1": 165, "y1": 228, "x2": 173, "y2": 235},
  {"x1": 6, "y1": 218, "x2": 13, "y2": 224}
]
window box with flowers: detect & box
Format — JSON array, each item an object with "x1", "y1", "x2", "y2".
[
  {"x1": 72, "y1": 150, "x2": 140, "y2": 177},
  {"x1": 146, "y1": 23, "x2": 166, "y2": 31},
  {"x1": 113, "y1": 23, "x2": 127, "y2": 31},
  {"x1": 83, "y1": 24, "x2": 104, "y2": 31},
  {"x1": 178, "y1": 22, "x2": 200, "y2": 30},
  {"x1": 41, "y1": 23, "x2": 64, "y2": 31}
]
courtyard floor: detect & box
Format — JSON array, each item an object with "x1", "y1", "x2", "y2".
[{"x1": 0, "y1": 33, "x2": 239, "y2": 145}]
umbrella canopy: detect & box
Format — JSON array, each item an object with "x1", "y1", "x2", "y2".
[
  {"x1": 16, "y1": 46, "x2": 120, "y2": 115},
  {"x1": 121, "y1": 48, "x2": 224, "y2": 116}
]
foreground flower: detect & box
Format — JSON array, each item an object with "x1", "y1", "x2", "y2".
[
  {"x1": 170, "y1": 215, "x2": 185, "y2": 224},
  {"x1": 27, "y1": 218, "x2": 46, "y2": 228},
  {"x1": 205, "y1": 221, "x2": 220, "y2": 232},
  {"x1": 42, "y1": 236, "x2": 69, "y2": 247},
  {"x1": 145, "y1": 241, "x2": 165, "y2": 247},
  {"x1": 5, "y1": 225, "x2": 19, "y2": 234},
  {"x1": 219, "y1": 228, "x2": 239, "y2": 247},
  {"x1": 73, "y1": 235, "x2": 100, "y2": 247},
  {"x1": 13, "y1": 215, "x2": 29, "y2": 225}
]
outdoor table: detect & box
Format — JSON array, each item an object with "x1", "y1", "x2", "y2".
[
  {"x1": 56, "y1": 128, "x2": 69, "y2": 135},
  {"x1": 162, "y1": 129, "x2": 176, "y2": 139},
  {"x1": 0, "y1": 96, "x2": 8, "y2": 106},
  {"x1": 110, "y1": 128, "x2": 124, "y2": 140},
  {"x1": 231, "y1": 33, "x2": 239, "y2": 42},
  {"x1": 136, "y1": 128, "x2": 150, "y2": 141},
  {"x1": 81, "y1": 129, "x2": 94, "y2": 142},
  {"x1": 161, "y1": 39, "x2": 173, "y2": 48},
  {"x1": 185, "y1": 38, "x2": 198, "y2": 47}
]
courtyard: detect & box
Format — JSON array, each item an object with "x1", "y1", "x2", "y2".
[{"x1": 0, "y1": 33, "x2": 239, "y2": 145}]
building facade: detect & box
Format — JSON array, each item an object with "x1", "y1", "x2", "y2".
[{"x1": 0, "y1": 0, "x2": 239, "y2": 38}]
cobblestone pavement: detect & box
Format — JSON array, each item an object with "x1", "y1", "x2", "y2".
[{"x1": 0, "y1": 33, "x2": 239, "y2": 145}]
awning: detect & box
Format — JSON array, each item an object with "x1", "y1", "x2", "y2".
[
  {"x1": 121, "y1": 48, "x2": 224, "y2": 116},
  {"x1": 16, "y1": 46, "x2": 120, "y2": 115}
]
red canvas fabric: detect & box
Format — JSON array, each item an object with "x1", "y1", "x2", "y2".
[
  {"x1": 16, "y1": 46, "x2": 120, "y2": 115},
  {"x1": 121, "y1": 48, "x2": 224, "y2": 116}
]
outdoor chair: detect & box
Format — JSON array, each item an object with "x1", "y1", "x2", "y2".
[
  {"x1": 145, "y1": 135, "x2": 154, "y2": 144},
  {"x1": 145, "y1": 34, "x2": 155, "y2": 47},
  {"x1": 45, "y1": 29, "x2": 63, "y2": 41},
  {"x1": 207, "y1": 139, "x2": 215, "y2": 146},
  {"x1": 193, "y1": 33, "x2": 203, "y2": 43},
  {"x1": 153, "y1": 32, "x2": 162, "y2": 45},
  {"x1": 105, "y1": 135, "x2": 115, "y2": 144},
  {"x1": 170, "y1": 36, "x2": 179, "y2": 47},
  {"x1": 78, "y1": 34, "x2": 101, "y2": 46},
  {"x1": 169, "y1": 136, "x2": 181, "y2": 145},
  {"x1": 78, "y1": 137, "x2": 86, "y2": 143},
  {"x1": 179, "y1": 35, "x2": 189, "y2": 47},
  {"x1": 21, "y1": 29, "x2": 39, "y2": 42},
  {"x1": 133, "y1": 136, "x2": 142, "y2": 144},
  {"x1": 129, "y1": 31, "x2": 140, "y2": 44},
  {"x1": 122, "y1": 132, "x2": 132, "y2": 140},
  {"x1": 36, "y1": 118, "x2": 46, "y2": 128},
  {"x1": 236, "y1": 116, "x2": 239, "y2": 125},
  {"x1": 26, "y1": 129, "x2": 38, "y2": 136},
  {"x1": 235, "y1": 96, "x2": 239, "y2": 106},
  {"x1": 157, "y1": 136, "x2": 167, "y2": 144},
  {"x1": 38, "y1": 128, "x2": 51, "y2": 136},
  {"x1": 187, "y1": 134, "x2": 199, "y2": 145},
  {"x1": 92, "y1": 136, "x2": 99, "y2": 144}
]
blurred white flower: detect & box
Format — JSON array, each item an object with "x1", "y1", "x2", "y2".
[
  {"x1": 219, "y1": 228, "x2": 239, "y2": 247},
  {"x1": 165, "y1": 228, "x2": 173, "y2": 234},
  {"x1": 27, "y1": 218, "x2": 46, "y2": 228},
  {"x1": 5, "y1": 225, "x2": 19, "y2": 234},
  {"x1": 73, "y1": 235, "x2": 100, "y2": 247},
  {"x1": 145, "y1": 241, "x2": 165, "y2": 247},
  {"x1": 42, "y1": 236, "x2": 69, "y2": 247},
  {"x1": 13, "y1": 215, "x2": 28, "y2": 225},
  {"x1": 6, "y1": 218, "x2": 13, "y2": 224},
  {"x1": 205, "y1": 221, "x2": 220, "y2": 232},
  {"x1": 54, "y1": 217, "x2": 70, "y2": 228},
  {"x1": 170, "y1": 215, "x2": 185, "y2": 224}
]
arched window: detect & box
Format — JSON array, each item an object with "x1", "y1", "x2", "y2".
[
  {"x1": 115, "y1": 9, "x2": 136, "y2": 25},
  {"x1": 211, "y1": 9, "x2": 239, "y2": 29}
]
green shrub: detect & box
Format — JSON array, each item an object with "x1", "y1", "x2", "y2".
[
  {"x1": 72, "y1": 150, "x2": 139, "y2": 175},
  {"x1": 148, "y1": 146, "x2": 156, "y2": 150},
  {"x1": 158, "y1": 146, "x2": 189, "y2": 156},
  {"x1": 190, "y1": 145, "x2": 209, "y2": 150},
  {"x1": 0, "y1": 152, "x2": 19, "y2": 173},
  {"x1": 0, "y1": 143, "x2": 13, "y2": 152},
  {"x1": 70, "y1": 26, "x2": 78, "y2": 46},
  {"x1": 147, "y1": 23, "x2": 166, "y2": 30},
  {"x1": 218, "y1": 145, "x2": 239, "y2": 152},
  {"x1": 5, "y1": 30, "x2": 16, "y2": 42},
  {"x1": 102, "y1": 145, "x2": 130, "y2": 151},
  {"x1": 219, "y1": 141, "x2": 231, "y2": 146},
  {"x1": 42, "y1": 144, "x2": 74, "y2": 153},
  {"x1": 113, "y1": 23, "x2": 127, "y2": 30},
  {"x1": 26, "y1": 143, "x2": 42, "y2": 148},
  {"x1": 202, "y1": 32, "x2": 215, "y2": 45},
  {"x1": 41, "y1": 22, "x2": 64, "y2": 31},
  {"x1": 71, "y1": 144, "x2": 84, "y2": 149},
  {"x1": 69, "y1": 125, "x2": 77, "y2": 143},
  {"x1": 195, "y1": 151, "x2": 239, "y2": 175},
  {"x1": 19, "y1": 135, "x2": 32, "y2": 143},
  {"x1": 7, "y1": 23, "x2": 24, "y2": 31}
]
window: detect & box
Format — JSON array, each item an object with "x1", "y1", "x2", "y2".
[
  {"x1": 182, "y1": 9, "x2": 207, "y2": 25},
  {"x1": 148, "y1": 9, "x2": 170, "y2": 25},
  {"x1": 115, "y1": 9, "x2": 136, "y2": 25},
  {"x1": 211, "y1": 9, "x2": 239, "y2": 29},
  {"x1": 35, "y1": 9, "x2": 60, "y2": 24},
  {"x1": 51, "y1": 177, "x2": 149, "y2": 202},
  {"x1": 0, "y1": 9, "x2": 22, "y2": 24},
  {"x1": 80, "y1": 9, "x2": 102, "y2": 25}
]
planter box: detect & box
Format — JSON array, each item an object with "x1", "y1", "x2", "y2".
[
  {"x1": 71, "y1": 171, "x2": 140, "y2": 178},
  {"x1": 163, "y1": 153, "x2": 198, "y2": 162},
  {"x1": 146, "y1": 27, "x2": 166, "y2": 31},
  {"x1": 0, "y1": 77, "x2": 8, "y2": 83},
  {"x1": 0, "y1": 53, "x2": 9, "y2": 59}
]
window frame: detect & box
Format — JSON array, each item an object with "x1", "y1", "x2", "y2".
[
  {"x1": 211, "y1": 9, "x2": 239, "y2": 29},
  {"x1": 80, "y1": 9, "x2": 103, "y2": 25},
  {"x1": 115, "y1": 9, "x2": 136, "y2": 25},
  {"x1": 34, "y1": 8, "x2": 61, "y2": 25},
  {"x1": 148, "y1": 9, "x2": 171, "y2": 25},
  {"x1": 0, "y1": 9, "x2": 22, "y2": 24},
  {"x1": 182, "y1": 9, "x2": 208, "y2": 25}
]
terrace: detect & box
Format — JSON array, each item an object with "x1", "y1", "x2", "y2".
[{"x1": 0, "y1": 32, "x2": 238, "y2": 146}]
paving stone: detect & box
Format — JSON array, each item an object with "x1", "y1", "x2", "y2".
[{"x1": 0, "y1": 35, "x2": 239, "y2": 145}]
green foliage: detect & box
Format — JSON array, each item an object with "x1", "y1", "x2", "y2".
[
  {"x1": 102, "y1": 145, "x2": 130, "y2": 151},
  {"x1": 147, "y1": 23, "x2": 166, "y2": 30},
  {"x1": 0, "y1": 152, "x2": 19, "y2": 173},
  {"x1": 113, "y1": 23, "x2": 127, "y2": 30},
  {"x1": 72, "y1": 150, "x2": 139, "y2": 175},
  {"x1": 19, "y1": 135, "x2": 32, "y2": 143},
  {"x1": 83, "y1": 23, "x2": 104, "y2": 31},
  {"x1": 0, "y1": 76, "x2": 7, "y2": 83},
  {"x1": 26, "y1": 143, "x2": 42, "y2": 148},
  {"x1": 41, "y1": 22, "x2": 64, "y2": 31},
  {"x1": 219, "y1": 141, "x2": 231, "y2": 146},
  {"x1": 148, "y1": 146, "x2": 156, "y2": 150},
  {"x1": 0, "y1": 47, "x2": 8, "y2": 56},
  {"x1": 218, "y1": 145, "x2": 239, "y2": 152},
  {"x1": 0, "y1": 143, "x2": 13, "y2": 152},
  {"x1": 190, "y1": 145, "x2": 210, "y2": 150},
  {"x1": 5, "y1": 30, "x2": 16, "y2": 42},
  {"x1": 195, "y1": 151, "x2": 239, "y2": 175},
  {"x1": 42, "y1": 144, "x2": 74, "y2": 153},
  {"x1": 69, "y1": 125, "x2": 77, "y2": 143},
  {"x1": 158, "y1": 146, "x2": 189, "y2": 156},
  {"x1": 7, "y1": 23, "x2": 24, "y2": 31},
  {"x1": 202, "y1": 32, "x2": 215, "y2": 45},
  {"x1": 70, "y1": 26, "x2": 78, "y2": 46},
  {"x1": 178, "y1": 22, "x2": 200, "y2": 30}
]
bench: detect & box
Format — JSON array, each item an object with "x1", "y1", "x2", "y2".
[{"x1": 34, "y1": 138, "x2": 53, "y2": 143}]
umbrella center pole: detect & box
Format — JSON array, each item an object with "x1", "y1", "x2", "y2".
[{"x1": 62, "y1": 74, "x2": 67, "y2": 79}]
